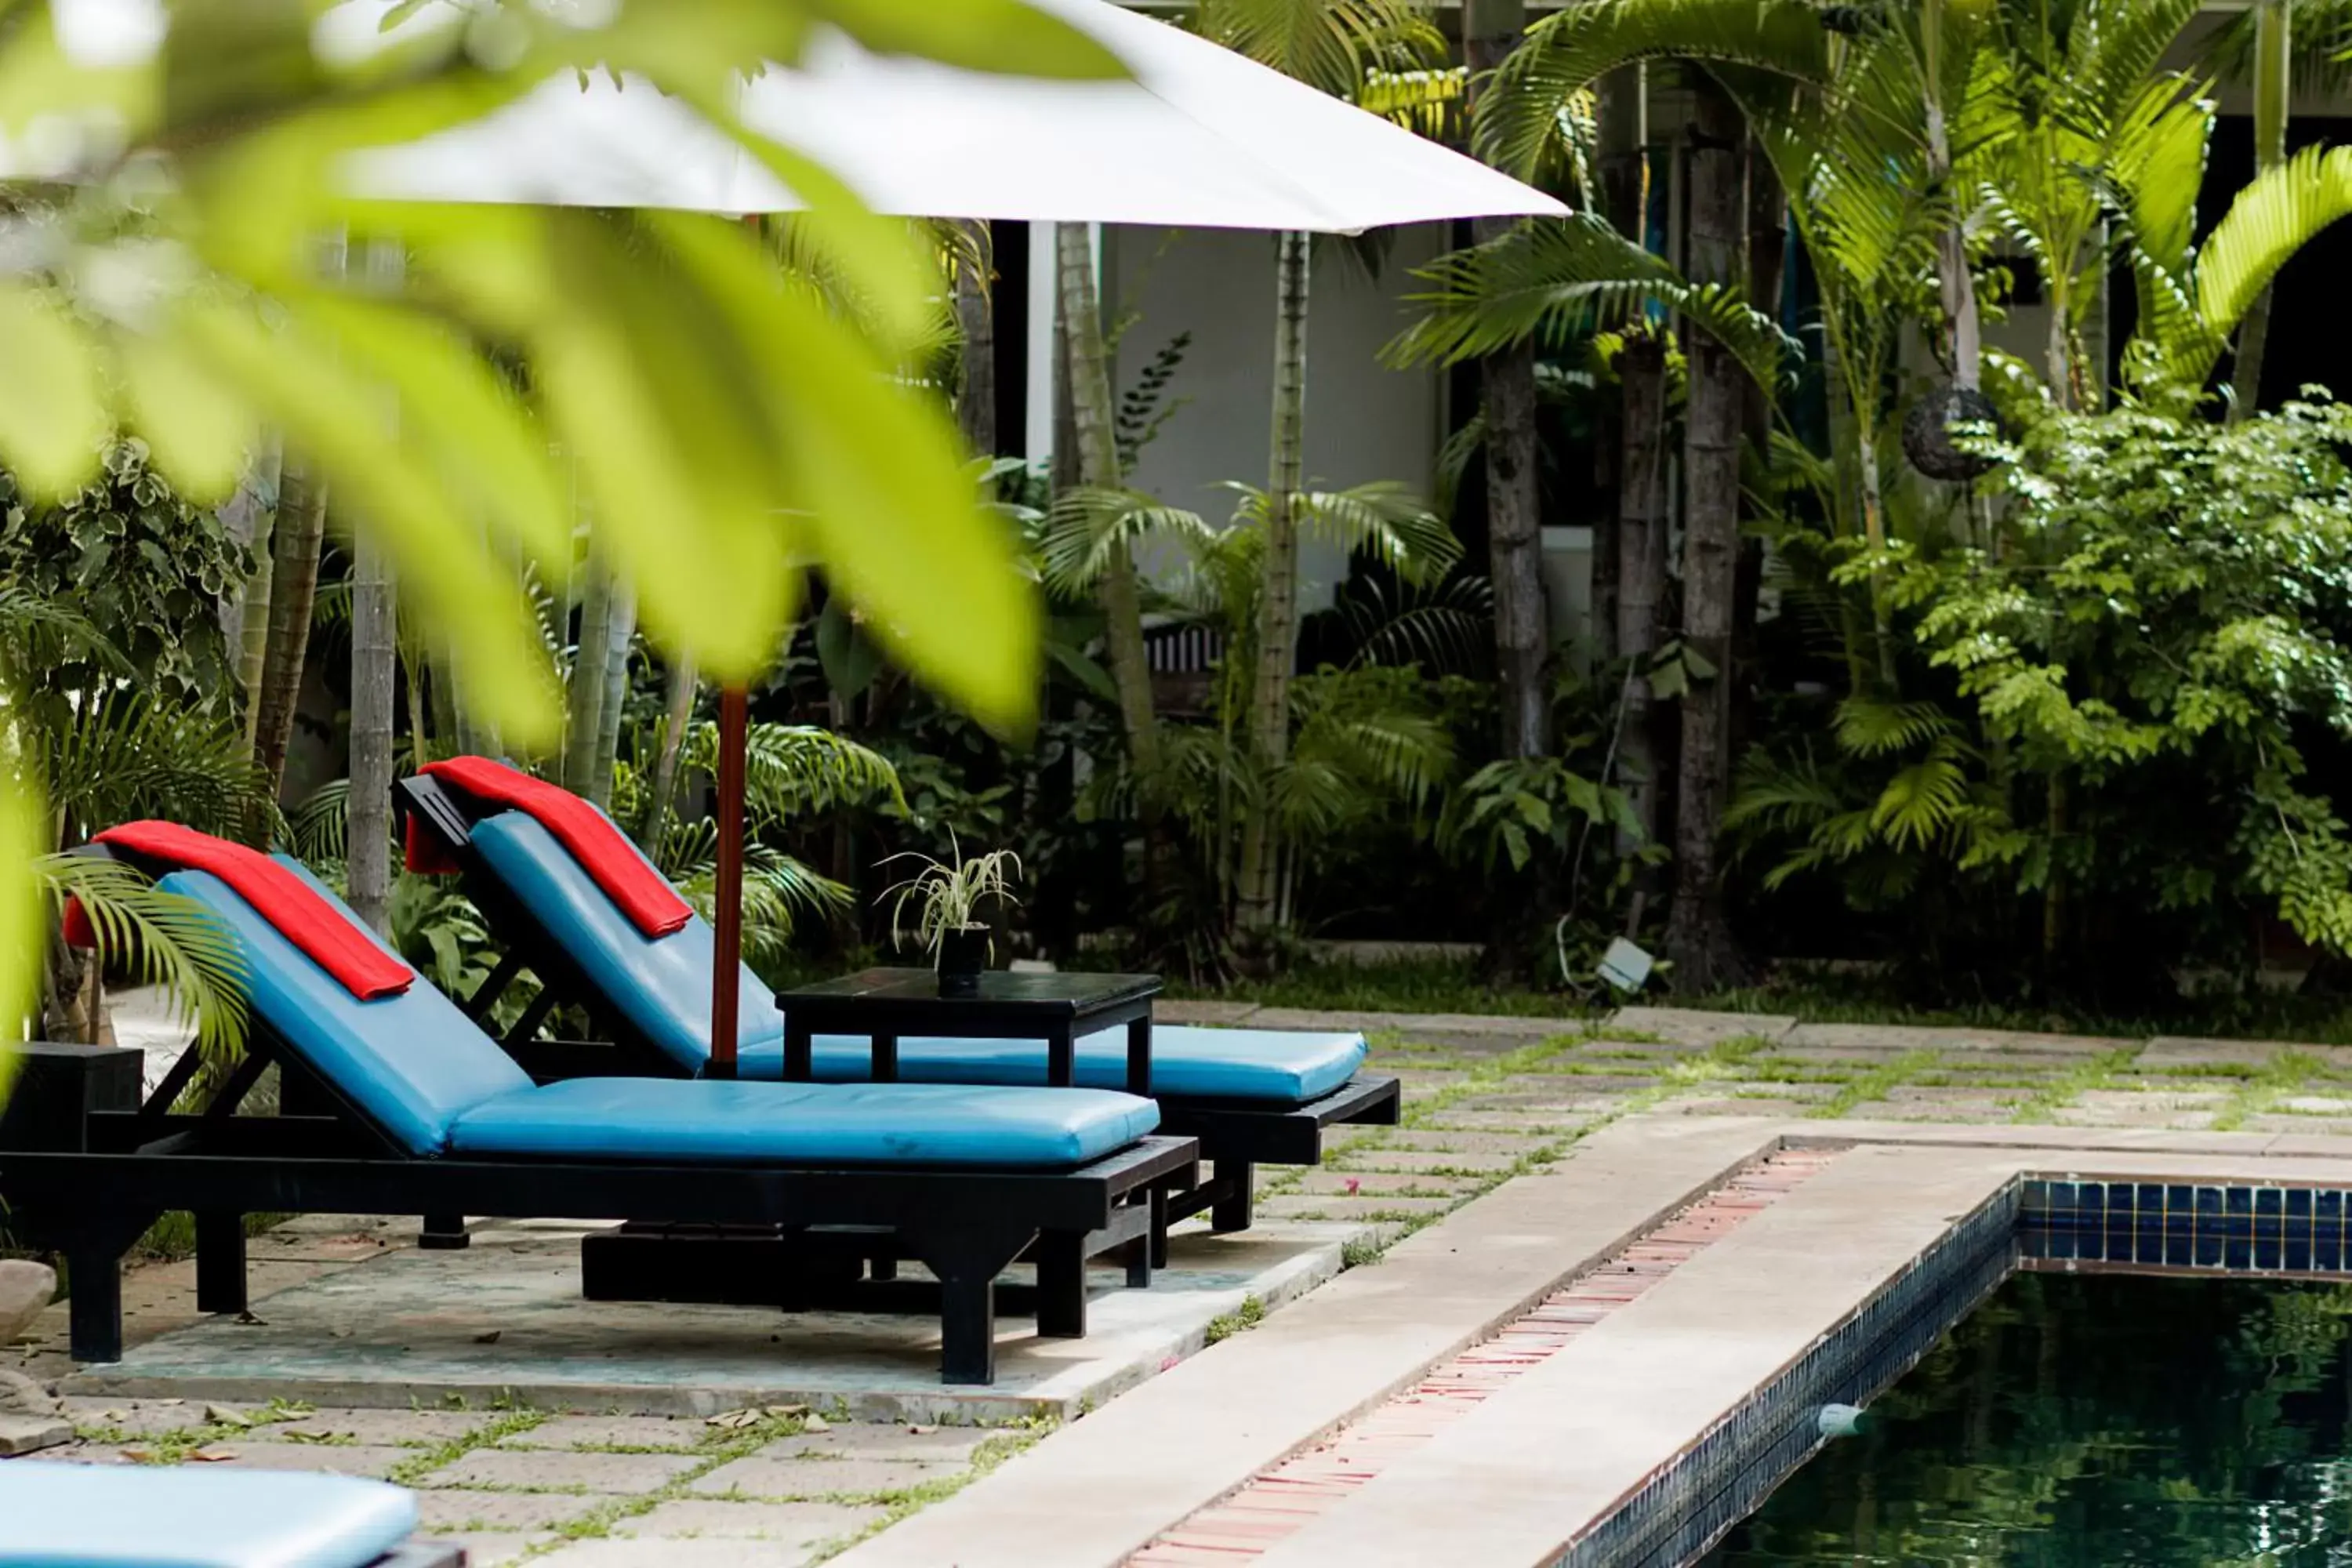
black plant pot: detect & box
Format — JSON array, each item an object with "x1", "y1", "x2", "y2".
[{"x1": 936, "y1": 927, "x2": 989, "y2": 998}]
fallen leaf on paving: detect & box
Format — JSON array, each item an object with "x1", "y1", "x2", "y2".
[
  {"x1": 801, "y1": 1414, "x2": 830, "y2": 1432},
  {"x1": 188, "y1": 1448, "x2": 237, "y2": 1462},
  {"x1": 705, "y1": 1408, "x2": 763, "y2": 1429},
  {"x1": 203, "y1": 1405, "x2": 251, "y2": 1428},
  {"x1": 119, "y1": 1448, "x2": 154, "y2": 1463},
  {"x1": 764, "y1": 1404, "x2": 808, "y2": 1419},
  {"x1": 908, "y1": 1425, "x2": 938, "y2": 1436}
]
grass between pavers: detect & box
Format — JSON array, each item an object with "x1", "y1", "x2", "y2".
[
  {"x1": 2005, "y1": 1046, "x2": 2144, "y2": 1123},
  {"x1": 481, "y1": 1411, "x2": 1055, "y2": 1565}
]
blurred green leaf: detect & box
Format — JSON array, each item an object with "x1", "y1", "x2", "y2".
[
  {"x1": 651, "y1": 210, "x2": 1039, "y2": 732},
  {"x1": 0, "y1": 285, "x2": 104, "y2": 499},
  {"x1": 809, "y1": 0, "x2": 1128, "y2": 78},
  {"x1": 111, "y1": 329, "x2": 256, "y2": 504}
]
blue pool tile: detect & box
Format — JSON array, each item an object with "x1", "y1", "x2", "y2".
[
  {"x1": 2197, "y1": 1226, "x2": 2225, "y2": 1268},
  {"x1": 2288, "y1": 1189, "x2": 2313, "y2": 1222},
  {"x1": 2225, "y1": 1236, "x2": 2254, "y2": 1271},
  {"x1": 2256, "y1": 1235, "x2": 2282, "y2": 1271},
  {"x1": 2287, "y1": 1237, "x2": 2312, "y2": 1272},
  {"x1": 2168, "y1": 1184, "x2": 2194, "y2": 1216}
]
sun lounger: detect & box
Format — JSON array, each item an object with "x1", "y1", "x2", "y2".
[
  {"x1": 397, "y1": 771, "x2": 1400, "y2": 1243},
  {"x1": 0, "y1": 836, "x2": 1196, "y2": 1385},
  {"x1": 0, "y1": 1465, "x2": 456, "y2": 1568}
]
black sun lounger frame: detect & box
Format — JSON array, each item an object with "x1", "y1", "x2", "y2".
[
  {"x1": 2, "y1": 851, "x2": 1198, "y2": 1386},
  {"x1": 395, "y1": 774, "x2": 1402, "y2": 1243}
]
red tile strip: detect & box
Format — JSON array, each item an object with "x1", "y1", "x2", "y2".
[{"x1": 1127, "y1": 1146, "x2": 1844, "y2": 1566}]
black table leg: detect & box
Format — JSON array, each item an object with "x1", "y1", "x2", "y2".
[
  {"x1": 194, "y1": 1210, "x2": 246, "y2": 1314},
  {"x1": 1048, "y1": 1025, "x2": 1074, "y2": 1089},
  {"x1": 873, "y1": 1031, "x2": 898, "y2": 1083},
  {"x1": 784, "y1": 1018, "x2": 813, "y2": 1082},
  {"x1": 1125, "y1": 1014, "x2": 1152, "y2": 1097},
  {"x1": 1211, "y1": 1160, "x2": 1255, "y2": 1232},
  {"x1": 67, "y1": 1246, "x2": 124, "y2": 1363},
  {"x1": 419, "y1": 1213, "x2": 471, "y2": 1250},
  {"x1": 1036, "y1": 1232, "x2": 1086, "y2": 1338}
]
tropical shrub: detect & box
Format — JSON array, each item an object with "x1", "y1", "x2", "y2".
[{"x1": 1733, "y1": 397, "x2": 2352, "y2": 995}]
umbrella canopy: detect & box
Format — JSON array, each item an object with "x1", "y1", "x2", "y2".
[
  {"x1": 39, "y1": 0, "x2": 1566, "y2": 1068},
  {"x1": 328, "y1": 0, "x2": 1567, "y2": 230}
]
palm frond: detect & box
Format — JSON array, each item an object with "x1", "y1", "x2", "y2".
[
  {"x1": 1198, "y1": 0, "x2": 1449, "y2": 100},
  {"x1": 44, "y1": 853, "x2": 249, "y2": 1070},
  {"x1": 1479, "y1": 0, "x2": 1834, "y2": 178},
  {"x1": 1290, "y1": 482, "x2": 1464, "y2": 585},
  {"x1": 678, "y1": 721, "x2": 904, "y2": 822},
  {"x1": 1391, "y1": 216, "x2": 1797, "y2": 398},
  {"x1": 1037, "y1": 486, "x2": 1218, "y2": 597},
  {"x1": 36, "y1": 691, "x2": 273, "y2": 841},
  {"x1": 2183, "y1": 143, "x2": 2352, "y2": 386}
]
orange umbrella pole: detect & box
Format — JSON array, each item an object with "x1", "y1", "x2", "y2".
[{"x1": 709, "y1": 683, "x2": 749, "y2": 1078}]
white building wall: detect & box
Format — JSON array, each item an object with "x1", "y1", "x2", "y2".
[{"x1": 1103, "y1": 222, "x2": 1453, "y2": 613}]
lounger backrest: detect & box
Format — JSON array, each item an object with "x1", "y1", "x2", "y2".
[
  {"x1": 158, "y1": 867, "x2": 533, "y2": 1156},
  {"x1": 467, "y1": 810, "x2": 775, "y2": 1073}
]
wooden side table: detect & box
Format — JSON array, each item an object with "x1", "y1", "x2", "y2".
[{"x1": 775, "y1": 968, "x2": 1162, "y2": 1095}]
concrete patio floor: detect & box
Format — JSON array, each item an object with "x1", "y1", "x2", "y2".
[{"x1": 13, "y1": 999, "x2": 2352, "y2": 1565}]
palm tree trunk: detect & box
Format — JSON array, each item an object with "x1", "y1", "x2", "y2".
[
  {"x1": 1468, "y1": 0, "x2": 1550, "y2": 759},
  {"x1": 245, "y1": 452, "x2": 329, "y2": 846},
  {"x1": 1591, "y1": 68, "x2": 1646, "y2": 673},
  {"x1": 640, "y1": 652, "x2": 698, "y2": 851},
  {"x1": 953, "y1": 220, "x2": 997, "y2": 457},
  {"x1": 2232, "y1": 0, "x2": 2291, "y2": 423},
  {"x1": 1733, "y1": 140, "x2": 1786, "y2": 755},
  {"x1": 591, "y1": 580, "x2": 636, "y2": 811},
  {"x1": 562, "y1": 540, "x2": 615, "y2": 800},
  {"x1": 1922, "y1": 0, "x2": 1980, "y2": 396},
  {"x1": 347, "y1": 534, "x2": 397, "y2": 934},
  {"x1": 223, "y1": 438, "x2": 282, "y2": 746},
  {"x1": 1236, "y1": 229, "x2": 1312, "y2": 937},
  {"x1": 1614, "y1": 335, "x2": 1668, "y2": 854},
  {"x1": 1058, "y1": 223, "x2": 1160, "y2": 776},
  {"x1": 1664, "y1": 80, "x2": 1751, "y2": 993}
]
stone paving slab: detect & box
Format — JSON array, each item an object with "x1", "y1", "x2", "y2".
[
  {"x1": 611, "y1": 1497, "x2": 887, "y2": 1542},
  {"x1": 827, "y1": 1117, "x2": 1785, "y2": 1568},
  {"x1": 691, "y1": 1451, "x2": 958, "y2": 1500},
  {"x1": 67, "y1": 1221, "x2": 1359, "y2": 1424},
  {"x1": 412, "y1": 1489, "x2": 615, "y2": 1532},
  {"x1": 500, "y1": 1414, "x2": 710, "y2": 1451},
  {"x1": 1605, "y1": 1007, "x2": 1795, "y2": 1045},
  {"x1": 427, "y1": 1446, "x2": 703, "y2": 1494},
  {"x1": 539, "y1": 1538, "x2": 826, "y2": 1567},
  {"x1": 428, "y1": 1532, "x2": 556, "y2": 1565}
]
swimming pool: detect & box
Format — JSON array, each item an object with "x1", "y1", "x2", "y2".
[{"x1": 1704, "y1": 1271, "x2": 2352, "y2": 1565}]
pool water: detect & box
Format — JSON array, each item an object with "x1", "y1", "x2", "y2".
[{"x1": 1704, "y1": 1271, "x2": 2352, "y2": 1566}]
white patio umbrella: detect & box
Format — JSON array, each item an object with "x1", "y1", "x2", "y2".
[
  {"x1": 44, "y1": 0, "x2": 1569, "y2": 1065},
  {"x1": 331, "y1": 0, "x2": 1563, "y2": 233}
]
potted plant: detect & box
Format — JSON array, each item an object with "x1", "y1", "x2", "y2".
[{"x1": 880, "y1": 838, "x2": 1022, "y2": 998}]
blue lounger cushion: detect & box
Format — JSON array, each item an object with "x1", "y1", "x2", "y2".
[
  {"x1": 160, "y1": 868, "x2": 532, "y2": 1157},
  {"x1": 468, "y1": 811, "x2": 785, "y2": 1069},
  {"x1": 735, "y1": 1027, "x2": 1367, "y2": 1105},
  {"x1": 161, "y1": 866, "x2": 1157, "y2": 1168},
  {"x1": 449, "y1": 1078, "x2": 1158, "y2": 1168},
  {"x1": 0, "y1": 1465, "x2": 418, "y2": 1568},
  {"x1": 466, "y1": 811, "x2": 1367, "y2": 1105}
]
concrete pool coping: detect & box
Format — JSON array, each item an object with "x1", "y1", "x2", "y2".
[{"x1": 839, "y1": 1116, "x2": 2352, "y2": 1568}]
